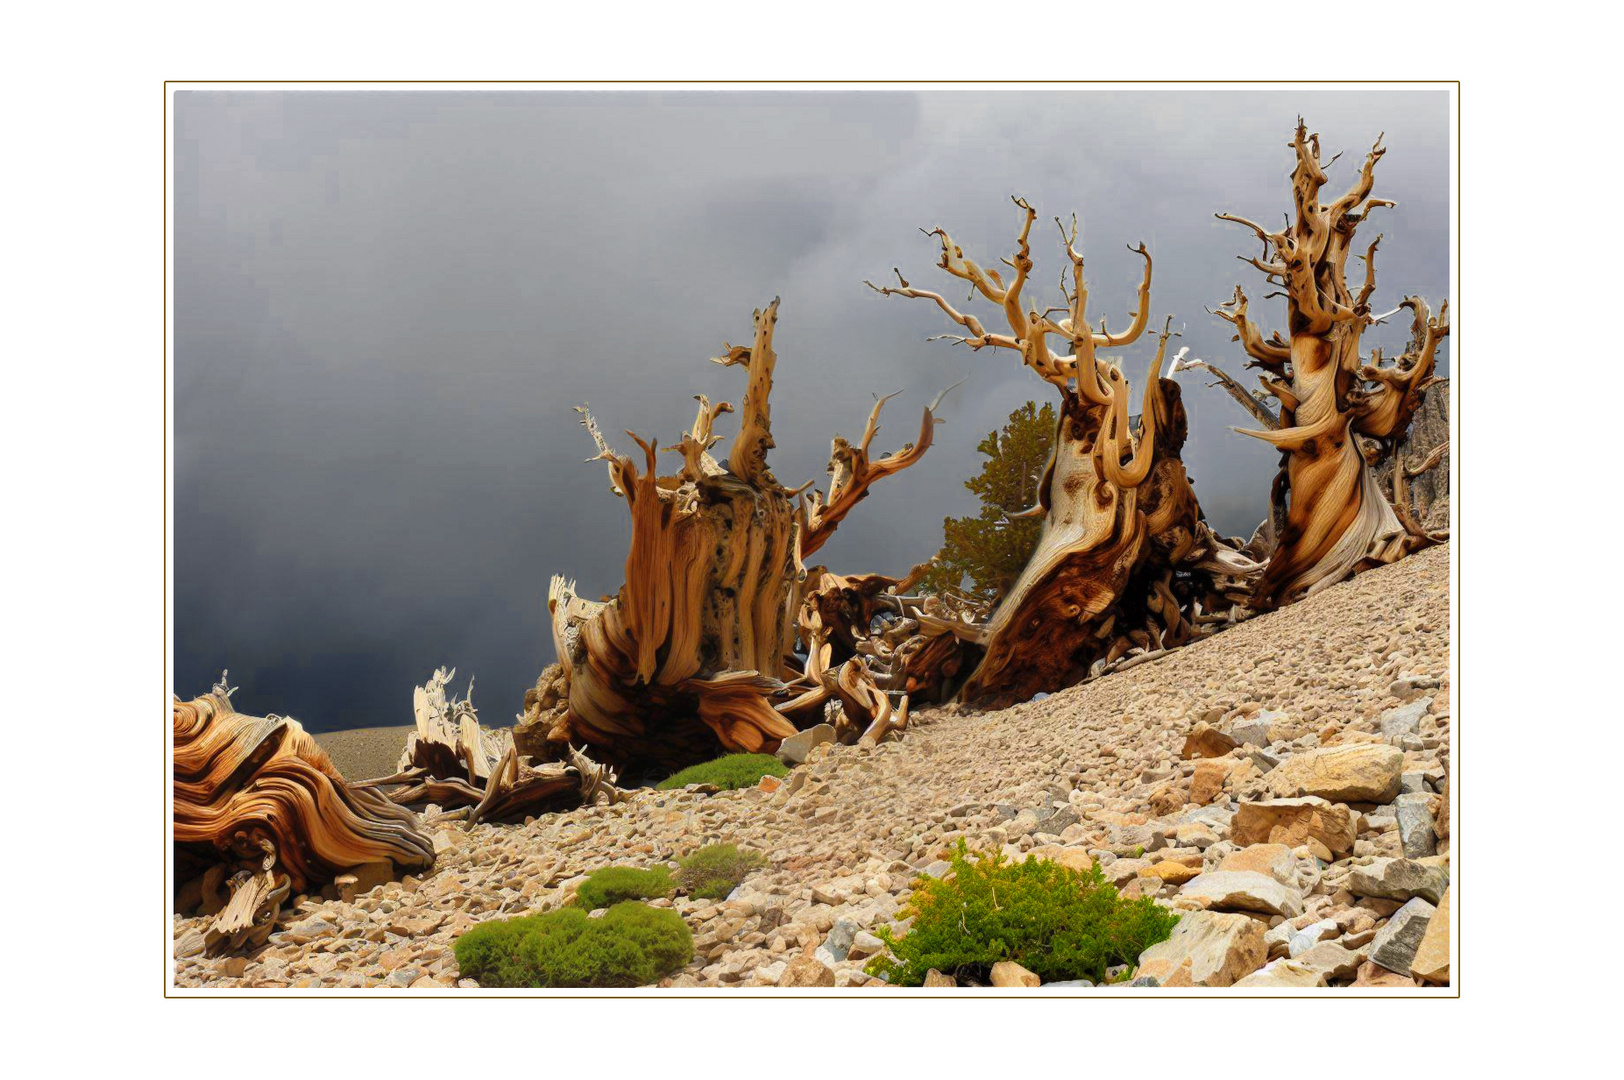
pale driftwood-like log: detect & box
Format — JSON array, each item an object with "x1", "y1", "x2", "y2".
[
  {"x1": 173, "y1": 679, "x2": 434, "y2": 954},
  {"x1": 1200, "y1": 118, "x2": 1451, "y2": 608},
  {"x1": 538, "y1": 300, "x2": 951, "y2": 776},
  {"x1": 872, "y1": 199, "x2": 1260, "y2": 704}
]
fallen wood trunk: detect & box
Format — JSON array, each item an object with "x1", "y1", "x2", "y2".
[
  {"x1": 172, "y1": 677, "x2": 434, "y2": 954},
  {"x1": 357, "y1": 667, "x2": 623, "y2": 824},
  {"x1": 871, "y1": 198, "x2": 1261, "y2": 705},
  {"x1": 1201, "y1": 118, "x2": 1450, "y2": 608}
]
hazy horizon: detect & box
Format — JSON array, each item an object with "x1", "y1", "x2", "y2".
[{"x1": 173, "y1": 88, "x2": 1450, "y2": 733}]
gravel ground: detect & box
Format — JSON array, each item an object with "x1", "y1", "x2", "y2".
[
  {"x1": 314, "y1": 726, "x2": 413, "y2": 782},
  {"x1": 174, "y1": 543, "x2": 1451, "y2": 991}
]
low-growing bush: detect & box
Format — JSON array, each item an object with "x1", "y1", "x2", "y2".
[
  {"x1": 573, "y1": 865, "x2": 673, "y2": 910},
  {"x1": 676, "y1": 843, "x2": 768, "y2": 900},
  {"x1": 453, "y1": 902, "x2": 693, "y2": 988},
  {"x1": 865, "y1": 842, "x2": 1180, "y2": 986},
  {"x1": 656, "y1": 753, "x2": 788, "y2": 791}
]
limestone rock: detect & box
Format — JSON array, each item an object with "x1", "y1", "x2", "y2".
[
  {"x1": 1179, "y1": 870, "x2": 1304, "y2": 918},
  {"x1": 776, "y1": 724, "x2": 836, "y2": 765},
  {"x1": 1027, "y1": 845, "x2": 1095, "y2": 874},
  {"x1": 1267, "y1": 743, "x2": 1404, "y2": 803},
  {"x1": 1232, "y1": 797, "x2": 1357, "y2": 856},
  {"x1": 1410, "y1": 886, "x2": 1450, "y2": 985},
  {"x1": 1143, "y1": 859, "x2": 1200, "y2": 886},
  {"x1": 1182, "y1": 722, "x2": 1238, "y2": 759},
  {"x1": 1295, "y1": 940, "x2": 1365, "y2": 981},
  {"x1": 990, "y1": 960, "x2": 1041, "y2": 987},
  {"x1": 778, "y1": 956, "x2": 836, "y2": 987},
  {"x1": 1395, "y1": 793, "x2": 1437, "y2": 858},
  {"x1": 1348, "y1": 858, "x2": 1448, "y2": 905},
  {"x1": 1190, "y1": 758, "x2": 1232, "y2": 805},
  {"x1": 1134, "y1": 910, "x2": 1266, "y2": 987},
  {"x1": 923, "y1": 968, "x2": 957, "y2": 987},
  {"x1": 1352, "y1": 959, "x2": 1417, "y2": 987},
  {"x1": 1369, "y1": 897, "x2": 1435, "y2": 975},
  {"x1": 1218, "y1": 843, "x2": 1296, "y2": 886},
  {"x1": 1233, "y1": 958, "x2": 1327, "y2": 987}
]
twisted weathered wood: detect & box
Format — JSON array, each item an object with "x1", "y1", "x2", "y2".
[
  {"x1": 872, "y1": 199, "x2": 1260, "y2": 704},
  {"x1": 541, "y1": 301, "x2": 949, "y2": 775},
  {"x1": 1202, "y1": 118, "x2": 1450, "y2": 608},
  {"x1": 173, "y1": 682, "x2": 434, "y2": 953}
]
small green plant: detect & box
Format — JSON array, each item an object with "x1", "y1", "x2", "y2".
[
  {"x1": 676, "y1": 843, "x2": 768, "y2": 900},
  {"x1": 453, "y1": 902, "x2": 693, "y2": 988},
  {"x1": 656, "y1": 753, "x2": 788, "y2": 791},
  {"x1": 865, "y1": 842, "x2": 1180, "y2": 987},
  {"x1": 573, "y1": 865, "x2": 674, "y2": 910}
]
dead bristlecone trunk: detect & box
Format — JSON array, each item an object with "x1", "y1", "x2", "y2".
[
  {"x1": 871, "y1": 197, "x2": 1261, "y2": 706},
  {"x1": 172, "y1": 675, "x2": 434, "y2": 954},
  {"x1": 1197, "y1": 118, "x2": 1450, "y2": 609},
  {"x1": 540, "y1": 299, "x2": 952, "y2": 776}
]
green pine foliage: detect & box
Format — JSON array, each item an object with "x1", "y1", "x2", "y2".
[
  {"x1": 675, "y1": 843, "x2": 768, "y2": 900},
  {"x1": 865, "y1": 842, "x2": 1180, "y2": 986},
  {"x1": 573, "y1": 865, "x2": 674, "y2": 910},
  {"x1": 452, "y1": 902, "x2": 694, "y2": 988},
  {"x1": 655, "y1": 753, "x2": 788, "y2": 791},
  {"x1": 923, "y1": 401, "x2": 1056, "y2": 603}
]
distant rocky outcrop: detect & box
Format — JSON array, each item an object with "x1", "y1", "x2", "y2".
[{"x1": 1376, "y1": 377, "x2": 1449, "y2": 531}]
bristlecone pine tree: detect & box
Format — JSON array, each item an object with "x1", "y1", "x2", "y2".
[
  {"x1": 1199, "y1": 118, "x2": 1450, "y2": 608},
  {"x1": 536, "y1": 299, "x2": 955, "y2": 775},
  {"x1": 871, "y1": 197, "x2": 1261, "y2": 706},
  {"x1": 922, "y1": 400, "x2": 1055, "y2": 605}
]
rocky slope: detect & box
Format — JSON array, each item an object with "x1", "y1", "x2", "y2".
[{"x1": 174, "y1": 544, "x2": 1451, "y2": 990}]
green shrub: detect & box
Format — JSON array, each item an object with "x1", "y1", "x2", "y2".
[
  {"x1": 865, "y1": 842, "x2": 1180, "y2": 987},
  {"x1": 573, "y1": 865, "x2": 673, "y2": 910},
  {"x1": 675, "y1": 843, "x2": 768, "y2": 900},
  {"x1": 656, "y1": 753, "x2": 788, "y2": 791},
  {"x1": 453, "y1": 902, "x2": 693, "y2": 988}
]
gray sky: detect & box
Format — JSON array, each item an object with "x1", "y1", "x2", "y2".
[{"x1": 173, "y1": 89, "x2": 1449, "y2": 732}]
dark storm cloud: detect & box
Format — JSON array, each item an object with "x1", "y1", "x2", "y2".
[{"x1": 173, "y1": 89, "x2": 1450, "y2": 731}]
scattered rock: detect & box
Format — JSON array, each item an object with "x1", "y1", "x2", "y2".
[
  {"x1": 1234, "y1": 958, "x2": 1327, "y2": 987},
  {"x1": 1143, "y1": 859, "x2": 1201, "y2": 886},
  {"x1": 923, "y1": 968, "x2": 956, "y2": 987},
  {"x1": 1368, "y1": 897, "x2": 1436, "y2": 975},
  {"x1": 1352, "y1": 959, "x2": 1417, "y2": 987},
  {"x1": 1410, "y1": 886, "x2": 1449, "y2": 985},
  {"x1": 1134, "y1": 910, "x2": 1267, "y2": 987},
  {"x1": 1394, "y1": 793, "x2": 1437, "y2": 858},
  {"x1": 990, "y1": 960, "x2": 1041, "y2": 987},
  {"x1": 1267, "y1": 743, "x2": 1404, "y2": 803},
  {"x1": 1180, "y1": 870, "x2": 1304, "y2": 918},
  {"x1": 1190, "y1": 758, "x2": 1233, "y2": 805},
  {"x1": 776, "y1": 724, "x2": 836, "y2": 765},
  {"x1": 1232, "y1": 797, "x2": 1357, "y2": 856},
  {"x1": 1182, "y1": 722, "x2": 1239, "y2": 759},
  {"x1": 1218, "y1": 843, "x2": 1296, "y2": 886},
  {"x1": 1348, "y1": 858, "x2": 1448, "y2": 905},
  {"x1": 778, "y1": 956, "x2": 836, "y2": 987}
]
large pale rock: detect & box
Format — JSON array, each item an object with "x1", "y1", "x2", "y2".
[
  {"x1": 1348, "y1": 858, "x2": 1448, "y2": 905},
  {"x1": 1267, "y1": 743, "x2": 1404, "y2": 803},
  {"x1": 1218, "y1": 843, "x2": 1296, "y2": 886},
  {"x1": 1233, "y1": 958, "x2": 1327, "y2": 987},
  {"x1": 1232, "y1": 797, "x2": 1357, "y2": 856},
  {"x1": 922, "y1": 968, "x2": 956, "y2": 987},
  {"x1": 777, "y1": 956, "x2": 836, "y2": 987},
  {"x1": 1182, "y1": 722, "x2": 1238, "y2": 759},
  {"x1": 990, "y1": 961, "x2": 1041, "y2": 987},
  {"x1": 1142, "y1": 859, "x2": 1200, "y2": 886},
  {"x1": 1134, "y1": 910, "x2": 1266, "y2": 987},
  {"x1": 1027, "y1": 845, "x2": 1095, "y2": 874},
  {"x1": 1179, "y1": 870, "x2": 1304, "y2": 917},
  {"x1": 776, "y1": 724, "x2": 836, "y2": 765},
  {"x1": 1395, "y1": 793, "x2": 1437, "y2": 858},
  {"x1": 1353, "y1": 959, "x2": 1417, "y2": 987},
  {"x1": 1295, "y1": 940, "x2": 1366, "y2": 981},
  {"x1": 1410, "y1": 886, "x2": 1450, "y2": 985},
  {"x1": 1190, "y1": 758, "x2": 1232, "y2": 805},
  {"x1": 1369, "y1": 897, "x2": 1435, "y2": 975}
]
